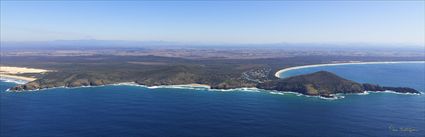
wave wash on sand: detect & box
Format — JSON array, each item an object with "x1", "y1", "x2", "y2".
[
  {"x1": 274, "y1": 61, "x2": 425, "y2": 78},
  {"x1": 0, "y1": 66, "x2": 52, "y2": 82}
]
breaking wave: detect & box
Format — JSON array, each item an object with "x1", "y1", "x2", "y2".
[
  {"x1": 0, "y1": 78, "x2": 27, "y2": 85},
  {"x1": 3, "y1": 81, "x2": 421, "y2": 100}
]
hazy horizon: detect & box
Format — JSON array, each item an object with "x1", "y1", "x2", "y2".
[
  {"x1": 1, "y1": 1, "x2": 424, "y2": 46},
  {"x1": 1, "y1": 39, "x2": 424, "y2": 49}
]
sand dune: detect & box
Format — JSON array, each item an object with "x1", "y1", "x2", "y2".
[
  {"x1": 0, "y1": 66, "x2": 51, "y2": 82},
  {"x1": 0, "y1": 66, "x2": 49, "y2": 74}
]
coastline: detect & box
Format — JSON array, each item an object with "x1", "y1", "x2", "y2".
[
  {"x1": 0, "y1": 66, "x2": 51, "y2": 84},
  {"x1": 274, "y1": 61, "x2": 425, "y2": 78},
  {"x1": 0, "y1": 76, "x2": 29, "y2": 85},
  {"x1": 3, "y1": 80, "x2": 421, "y2": 100},
  {"x1": 0, "y1": 66, "x2": 49, "y2": 74},
  {"x1": 3, "y1": 61, "x2": 423, "y2": 100},
  {"x1": 0, "y1": 74, "x2": 36, "y2": 82}
]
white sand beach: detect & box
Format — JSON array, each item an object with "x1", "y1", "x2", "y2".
[
  {"x1": 0, "y1": 74, "x2": 37, "y2": 81},
  {"x1": 0, "y1": 66, "x2": 49, "y2": 74},
  {"x1": 274, "y1": 61, "x2": 425, "y2": 78},
  {"x1": 0, "y1": 66, "x2": 51, "y2": 82}
]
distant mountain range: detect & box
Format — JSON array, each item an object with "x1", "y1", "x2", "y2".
[{"x1": 1, "y1": 40, "x2": 423, "y2": 51}]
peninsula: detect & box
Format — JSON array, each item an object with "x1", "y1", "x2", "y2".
[
  {"x1": 1, "y1": 47, "x2": 423, "y2": 98},
  {"x1": 6, "y1": 65, "x2": 420, "y2": 98},
  {"x1": 257, "y1": 71, "x2": 420, "y2": 98}
]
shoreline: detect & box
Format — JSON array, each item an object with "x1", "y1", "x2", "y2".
[
  {"x1": 274, "y1": 61, "x2": 425, "y2": 78},
  {"x1": 0, "y1": 66, "x2": 51, "y2": 83},
  {"x1": 0, "y1": 74, "x2": 36, "y2": 82},
  {"x1": 2, "y1": 81, "x2": 421, "y2": 100},
  {"x1": 0, "y1": 77, "x2": 29, "y2": 84},
  {"x1": 2, "y1": 62, "x2": 423, "y2": 100}
]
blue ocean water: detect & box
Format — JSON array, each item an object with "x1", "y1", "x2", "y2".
[
  {"x1": 1, "y1": 63, "x2": 424, "y2": 137},
  {"x1": 280, "y1": 63, "x2": 425, "y2": 91}
]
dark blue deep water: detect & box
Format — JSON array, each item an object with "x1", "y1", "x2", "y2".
[{"x1": 1, "y1": 63, "x2": 424, "y2": 137}]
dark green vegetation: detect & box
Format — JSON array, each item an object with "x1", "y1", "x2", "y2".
[
  {"x1": 2, "y1": 50, "x2": 422, "y2": 97},
  {"x1": 257, "y1": 71, "x2": 420, "y2": 97}
]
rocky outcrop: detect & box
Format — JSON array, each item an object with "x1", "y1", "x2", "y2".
[
  {"x1": 10, "y1": 78, "x2": 114, "y2": 91},
  {"x1": 256, "y1": 71, "x2": 420, "y2": 98},
  {"x1": 363, "y1": 83, "x2": 420, "y2": 94},
  {"x1": 9, "y1": 71, "x2": 116, "y2": 91},
  {"x1": 9, "y1": 70, "x2": 421, "y2": 98}
]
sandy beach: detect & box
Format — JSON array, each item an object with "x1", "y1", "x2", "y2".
[
  {"x1": 0, "y1": 74, "x2": 37, "y2": 81},
  {"x1": 147, "y1": 83, "x2": 212, "y2": 89},
  {"x1": 186, "y1": 83, "x2": 211, "y2": 87},
  {"x1": 274, "y1": 61, "x2": 425, "y2": 78},
  {"x1": 0, "y1": 66, "x2": 50, "y2": 82}
]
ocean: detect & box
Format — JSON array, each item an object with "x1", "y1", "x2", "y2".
[{"x1": 1, "y1": 63, "x2": 424, "y2": 137}]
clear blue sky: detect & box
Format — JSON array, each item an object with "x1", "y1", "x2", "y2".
[{"x1": 1, "y1": 1, "x2": 424, "y2": 45}]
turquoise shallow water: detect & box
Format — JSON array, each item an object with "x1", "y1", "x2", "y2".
[{"x1": 1, "y1": 63, "x2": 424, "y2": 137}]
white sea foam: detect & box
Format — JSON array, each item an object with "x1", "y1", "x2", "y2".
[
  {"x1": 269, "y1": 91, "x2": 284, "y2": 95},
  {"x1": 209, "y1": 87, "x2": 261, "y2": 92},
  {"x1": 274, "y1": 61, "x2": 425, "y2": 78},
  {"x1": 269, "y1": 91, "x2": 302, "y2": 96},
  {"x1": 3, "y1": 82, "x2": 421, "y2": 100},
  {"x1": 0, "y1": 78, "x2": 28, "y2": 84},
  {"x1": 374, "y1": 90, "x2": 422, "y2": 95},
  {"x1": 356, "y1": 91, "x2": 370, "y2": 95},
  {"x1": 143, "y1": 84, "x2": 210, "y2": 91},
  {"x1": 319, "y1": 95, "x2": 343, "y2": 100},
  {"x1": 269, "y1": 90, "x2": 344, "y2": 100}
]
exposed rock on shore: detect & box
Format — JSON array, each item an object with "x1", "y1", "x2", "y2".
[
  {"x1": 9, "y1": 70, "x2": 420, "y2": 98},
  {"x1": 257, "y1": 71, "x2": 420, "y2": 97}
]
